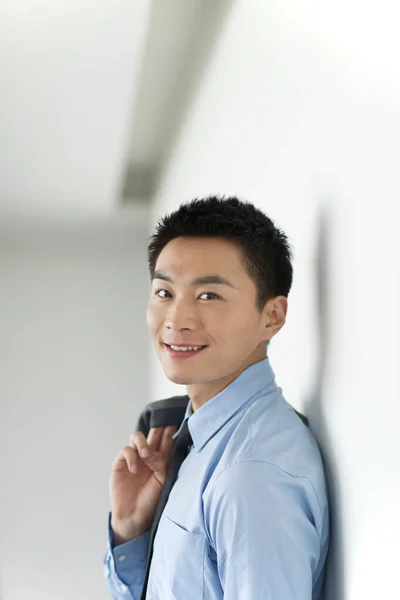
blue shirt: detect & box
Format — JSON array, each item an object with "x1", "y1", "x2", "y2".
[{"x1": 104, "y1": 358, "x2": 329, "y2": 599}]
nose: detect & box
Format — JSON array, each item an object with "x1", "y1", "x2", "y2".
[{"x1": 164, "y1": 298, "x2": 198, "y2": 332}]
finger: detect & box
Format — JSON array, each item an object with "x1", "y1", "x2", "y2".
[
  {"x1": 141, "y1": 452, "x2": 169, "y2": 476},
  {"x1": 147, "y1": 427, "x2": 164, "y2": 451},
  {"x1": 128, "y1": 430, "x2": 147, "y2": 448},
  {"x1": 112, "y1": 446, "x2": 137, "y2": 473},
  {"x1": 159, "y1": 425, "x2": 178, "y2": 456},
  {"x1": 128, "y1": 431, "x2": 153, "y2": 460}
]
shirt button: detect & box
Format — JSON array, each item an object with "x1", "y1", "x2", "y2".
[
  {"x1": 120, "y1": 583, "x2": 128, "y2": 592},
  {"x1": 118, "y1": 555, "x2": 126, "y2": 562}
]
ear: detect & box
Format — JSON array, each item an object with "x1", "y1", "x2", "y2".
[{"x1": 261, "y1": 296, "x2": 288, "y2": 342}]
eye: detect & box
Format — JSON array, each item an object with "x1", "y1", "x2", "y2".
[
  {"x1": 155, "y1": 289, "x2": 172, "y2": 298},
  {"x1": 198, "y1": 292, "x2": 220, "y2": 301}
]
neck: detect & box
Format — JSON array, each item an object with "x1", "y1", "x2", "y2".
[{"x1": 187, "y1": 351, "x2": 267, "y2": 411}]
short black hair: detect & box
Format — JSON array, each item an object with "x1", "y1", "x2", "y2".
[{"x1": 148, "y1": 195, "x2": 293, "y2": 310}]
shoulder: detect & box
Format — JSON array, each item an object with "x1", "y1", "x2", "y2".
[
  {"x1": 247, "y1": 392, "x2": 326, "y2": 483},
  {"x1": 205, "y1": 392, "x2": 328, "y2": 528}
]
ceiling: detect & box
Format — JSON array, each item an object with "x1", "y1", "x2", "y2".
[
  {"x1": 0, "y1": 1, "x2": 151, "y2": 219},
  {"x1": 0, "y1": 0, "x2": 232, "y2": 221}
]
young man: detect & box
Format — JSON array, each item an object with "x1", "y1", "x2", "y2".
[{"x1": 104, "y1": 196, "x2": 330, "y2": 599}]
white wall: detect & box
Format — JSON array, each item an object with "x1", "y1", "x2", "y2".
[
  {"x1": 0, "y1": 213, "x2": 150, "y2": 600},
  {"x1": 150, "y1": 2, "x2": 400, "y2": 598}
]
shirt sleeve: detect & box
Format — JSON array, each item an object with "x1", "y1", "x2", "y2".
[
  {"x1": 104, "y1": 513, "x2": 150, "y2": 600},
  {"x1": 204, "y1": 462, "x2": 326, "y2": 600}
]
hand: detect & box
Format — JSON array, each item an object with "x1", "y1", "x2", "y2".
[{"x1": 110, "y1": 425, "x2": 177, "y2": 545}]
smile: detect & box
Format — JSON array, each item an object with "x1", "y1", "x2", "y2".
[
  {"x1": 163, "y1": 343, "x2": 207, "y2": 356},
  {"x1": 169, "y1": 344, "x2": 206, "y2": 352}
]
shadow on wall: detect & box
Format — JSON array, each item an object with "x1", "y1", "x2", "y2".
[{"x1": 304, "y1": 205, "x2": 345, "y2": 600}]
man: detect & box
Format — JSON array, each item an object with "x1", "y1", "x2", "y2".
[{"x1": 104, "y1": 196, "x2": 330, "y2": 599}]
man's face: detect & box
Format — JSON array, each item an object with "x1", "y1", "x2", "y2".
[{"x1": 147, "y1": 237, "x2": 275, "y2": 396}]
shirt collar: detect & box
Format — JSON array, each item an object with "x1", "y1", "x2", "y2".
[{"x1": 173, "y1": 357, "x2": 277, "y2": 452}]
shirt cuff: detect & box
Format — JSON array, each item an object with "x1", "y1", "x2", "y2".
[{"x1": 105, "y1": 513, "x2": 150, "y2": 592}]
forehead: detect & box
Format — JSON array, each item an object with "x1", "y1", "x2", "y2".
[{"x1": 155, "y1": 237, "x2": 246, "y2": 276}]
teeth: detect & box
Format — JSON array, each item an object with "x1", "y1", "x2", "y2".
[{"x1": 170, "y1": 345, "x2": 204, "y2": 352}]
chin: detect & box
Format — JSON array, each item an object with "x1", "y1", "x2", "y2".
[
  {"x1": 168, "y1": 377, "x2": 189, "y2": 385},
  {"x1": 165, "y1": 373, "x2": 191, "y2": 385},
  {"x1": 163, "y1": 368, "x2": 195, "y2": 386}
]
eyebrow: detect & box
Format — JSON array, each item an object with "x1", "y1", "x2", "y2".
[{"x1": 153, "y1": 271, "x2": 236, "y2": 289}]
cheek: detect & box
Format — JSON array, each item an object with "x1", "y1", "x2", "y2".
[
  {"x1": 146, "y1": 303, "x2": 160, "y2": 333},
  {"x1": 217, "y1": 311, "x2": 261, "y2": 343}
]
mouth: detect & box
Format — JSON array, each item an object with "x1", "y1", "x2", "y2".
[{"x1": 163, "y1": 343, "x2": 208, "y2": 357}]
